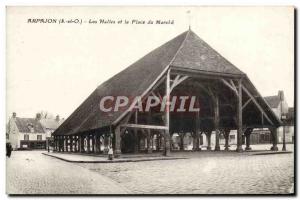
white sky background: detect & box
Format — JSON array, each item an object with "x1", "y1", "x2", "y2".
[{"x1": 6, "y1": 6, "x2": 294, "y2": 120}]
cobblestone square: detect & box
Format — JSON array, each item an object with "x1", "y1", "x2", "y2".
[{"x1": 6, "y1": 144, "x2": 294, "y2": 195}]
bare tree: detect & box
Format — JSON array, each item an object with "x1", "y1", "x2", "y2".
[{"x1": 38, "y1": 111, "x2": 54, "y2": 119}]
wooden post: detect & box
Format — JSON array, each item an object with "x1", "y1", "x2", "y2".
[
  {"x1": 91, "y1": 134, "x2": 95, "y2": 153},
  {"x1": 270, "y1": 127, "x2": 279, "y2": 151},
  {"x1": 114, "y1": 125, "x2": 121, "y2": 157},
  {"x1": 56, "y1": 136, "x2": 58, "y2": 152},
  {"x1": 54, "y1": 136, "x2": 57, "y2": 151},
  {"x1": 206, "y1": 131, "x2": 212, "y2": 150},
  {"x1": 282, "y1": 125, "x2": 286, "y2": 151},
  {"x1": 61, "y1": 136, "x2": 64, "y2": 152},
  {"x1": 104, "y1": 134, "x2": 109, "y2": 154},
  {"x1": 86, "y1": 135, "x2": 90, "y2": 153},
  {"x1": 66, "y1": 136, "x2": 69, "y2": 152},
  {"x1": 193, "y1": 109, "x2": 201, "y2": 151},
  {"x1": 80, "y1": 136, "x2": 83, "y2": 152},
  {"x1": 146, "y1": 111, "x2": 152, "y2": 153},
  {"x1": 245, "y1": 128, "x2": 253, "y2": 150},
  {"x1": 95, "y1": 134, "x2": 100, "y2": 154},
  {"x1": 53, "y1": 136, "x2": 56, "y2": 151},
  {"x1": 180, "y1": 133, "x2": 184, "y2": 150},
  {"x1": 224, "y1": 129, "x2": 230, "y2": 151},
  {"x1": 156, "y1": 133, "x2": 161, "y2": 151},
  {"x1": 164, "y1": 69, "x2": 171, "y2": 156},
  {"x1": 59, "y1": 136, "x2": 61, "y2": 152},
  {"x1": 134, "y1": 110, "x2": 139, "y2": 153},
  {"x1": 214, "y1": 95, "x2": 220, "y2": 151},
  {"x1": 74, "y1": 136, "x2": 77, "y2": 152},
  {"x1": 70, "y1": 136, "x2": 73, "y2": 152},
  {"x1": 236, "y1": 79, "x2": 243, "y2": 152}
]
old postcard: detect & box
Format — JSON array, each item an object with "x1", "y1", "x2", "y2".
[{"x1": 6, "y1": 6, "x2": 294, "y2": 195}]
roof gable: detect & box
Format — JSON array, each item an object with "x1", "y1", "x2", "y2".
[{"x1": 264, "y1": 95, "x2": 281, "y2": 108}]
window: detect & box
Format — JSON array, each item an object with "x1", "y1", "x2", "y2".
[
  {"x1": 27, "y1": 123, "x2": 34, "y2": 133},
  {"x1": 24, "y1": 134, "x2": 29, "y2": 141},
  {"x1": 37, "y1": 135, "x2": 42, "y2": 141}
]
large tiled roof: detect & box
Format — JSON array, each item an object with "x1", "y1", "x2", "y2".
[{"x1": 53, "y1": 29, "x2": 281, "y2": 136}]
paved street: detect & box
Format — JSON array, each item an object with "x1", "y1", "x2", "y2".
[
  {"x1": 6, "y1": 144, "x2": 294, "y2": 194},
  {"x1": 6, "y1": 151, "x2": 129, "y2": 194}
]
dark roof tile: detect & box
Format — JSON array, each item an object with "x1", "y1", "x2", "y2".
[{"x1": 15, "y1": 118, "x2": 45, "y2": 133}]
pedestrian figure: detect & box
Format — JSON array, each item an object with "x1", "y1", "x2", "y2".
[
  {"x1": 6, "y1": 143, "x2": 12, "y2": 158},
  {"x1": 108, "y1": 146, "x2": 113, "y2": 160}
]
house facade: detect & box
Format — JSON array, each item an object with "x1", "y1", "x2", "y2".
[
  {"x1": 7, "y1": 113, "x2": 64, "y2": 150},
  {"x1": 7, "y1": 113, "x2": 46, "y2": 150},
  {"x1": 40, "y1": 115, "x2": 64, "y2": 139},
  {"x1": 250, "y1": 91, "x2": 294, "y2": 144}
]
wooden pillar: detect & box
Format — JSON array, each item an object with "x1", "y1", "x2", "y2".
[
  {"x1": 70, "y1": 136, "x2": 73, "y2": 152},
  {"x1": 224, "y1": 129, "x2": 230, "y2": 151},
  {"x1": 206, "y1": 131, "x2": 212, "y2": 150},
  {"x1": 156, "y1": 133, "x2": 160, "y2": 151},
  {"x1": 193, "y1": 110, "x2": 201, "y2": 151},
  {"x1": 53, "y1": 136, "x2": 57, "y2": 151},
  {"x1": 163, "y1": 69, "x2": 171, "y2": 156},
  {"x1": 80, "y1": 135, "x2": 84, "y2": 152},
  {"x1": 146, "y1": 111, "x2": 152, "y2": 153},
  {"x1": 236, "y1": 79, "x2": 243, "y2": 152},
  {"x1": 146, "y1": 130, "x2": 152, "y2": 153},
  {"x1": 134, "y1": 110, "x2": 139, "y2": 153},
  {"x1": 114, "y1": 125, "x2": 121, "y2": 157},
  {"x1": 86, "y1": 135, "x2": 90, "y2": 153},
  {"x1": 214, "y1": 95, "x2": 220, "y2": 151},
  {"x1": 54, "y1": 136, "x2": 56, "y2": 151},
  {"x1": 74, "y1": 136, "x2": 77, "y2": 152},
  {"x1": 61, "y1": 136, "x2": 64, "y2": 152},
  {"x1": 66, "y1": 136, "x2": 68, "y2": 152},
  {"x1": 91, "y1": 134, "x2": 95, "y2": 153},
  {"x1": 245, "y1": 128, "x2": 253, "y2": 151},
  {"x1": 270, "y1": 127, "x2": 279, "y2": 151},
  {"x1": 95, "y1": 134, "x2": 100, "y2": 154},
  {"x1": 103, "y1": 134, "x2": 109, "y2": 154},
  {"x1": 58, "y1": 136, "x2": 61, "y2": 152},
  {"x1": 180, "y1": 132, "x2": 184, "y2": 150}
]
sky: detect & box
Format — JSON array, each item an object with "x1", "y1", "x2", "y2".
[{"x1": 6, "y1": 6, "x2": 294, "y2": 120}]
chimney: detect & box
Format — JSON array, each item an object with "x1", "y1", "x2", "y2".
[
  {"x1": 55, "y1": 115, "x2": 60, "y2": 122},
  {"x1": 278, "y1": 90, "x2": 284, "y2": 101},
  {"x1": 36, "y1": 113, "x2": 42, "y2": 121},
  {"x1": 12, "y1": 112, "x2": 16, "y2": 118}
]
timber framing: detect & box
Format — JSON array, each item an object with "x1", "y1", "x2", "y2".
[{"x1": 53, "y1": 29, "x2": 282, "y2": 156}]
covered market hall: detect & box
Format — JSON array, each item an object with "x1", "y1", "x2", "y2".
[{"x1": 52, "y1": 29, "x2": 282, "y2": 157}]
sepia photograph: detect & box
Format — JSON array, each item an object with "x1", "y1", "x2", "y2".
[{"x1": 5, "y1": 6, "x2": 295, "y2": 195}]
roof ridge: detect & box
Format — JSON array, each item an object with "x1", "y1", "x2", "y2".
[{"x1": 167, "y1": 29, "x2": 191, "y2": 68}]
